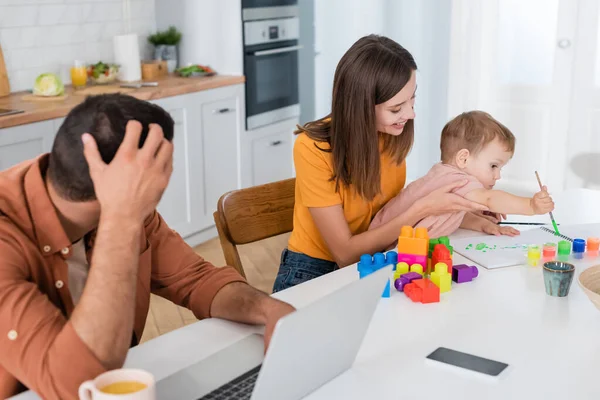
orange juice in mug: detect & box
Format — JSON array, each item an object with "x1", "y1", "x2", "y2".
[
  {"x1": 71, "y1": 60, "x2": 87, "y2": 89},
  {"x1": 79, "y1": 369, "x2": 155, "y2": 399}
]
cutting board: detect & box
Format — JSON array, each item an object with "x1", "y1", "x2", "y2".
[
  {"x1": 0, "y1": 43, "x2": 10, "y2": 97},
  {"x1": 73, "y1": 85, "x2": 135, "y2": 96}
]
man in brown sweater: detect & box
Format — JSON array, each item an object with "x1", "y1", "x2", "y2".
[{"x1": 0, "y1": 94, "x2": 294, "y2": 399}]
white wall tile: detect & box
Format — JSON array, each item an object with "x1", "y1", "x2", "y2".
[
  {"x1": 0, "y1": 0, "x2": 156, "y2": 91},
  {"x1": 0, "y1": 6, "x2": 39, "y2": 28},
  {"x1": 81, "y1": 22, "x2": 103, "y2": 42},
  {"x1": 0, "y1": 1, "x2": 63, "y2": 6},
  {"x1": 37, "y1": 4, "x2": 81, "y2": 26},
  {"x1": 131, "y1": 0, "x2": 154, "y2": 21},
  {"x1": 86, "y1": 2, "x2": 121, "y2": 23}
]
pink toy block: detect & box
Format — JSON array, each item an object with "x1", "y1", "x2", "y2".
[{"x1": 397, "y1": 253, "x2": 427, "y2": 267}]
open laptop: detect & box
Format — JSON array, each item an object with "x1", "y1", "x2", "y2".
[{"x1": 156, "y1": 265, "x2": 391, "y2": 400}]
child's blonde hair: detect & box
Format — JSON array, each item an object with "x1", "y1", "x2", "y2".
[{"x1": 440, "y1": 111, "x2": 516, "y2": 163}]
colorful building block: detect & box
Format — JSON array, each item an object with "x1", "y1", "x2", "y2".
[
  {"x1": 410, "y1": 263, "x2": 424, "y2": 276},
  {"x1": 398, "y1": 252, "x2": 427, "y2": 269},
  {"x1": 398, "y1": 226, "x2": 429, "y2": 265},
  {"x1": 387, "y1": 251, "x2": 398, "y2": 268},
  {"x1": 452, "y1": 264, "x2": 479, "y2": 283},
  {"x1": 430, "y1": 263, "x2": 451, "y2": 293},
  {"x1": 429, "y1": 238, "x2": 440, "y2": 255},
  {"x1": 404, "y1": 278, "x2": 440, "y2": 303},
  {"x1": 394, "y1": 272, "x2": 422, "y2": 292},
  {"x1": 395, "y1": 262, "x2": 410, "y2": 279},
  {"x1": 358, "y1": 252, "x2": 397, "y2": 297},
  {"x1": 431, "y1": 244, "x2": 452, "y2": 274}
]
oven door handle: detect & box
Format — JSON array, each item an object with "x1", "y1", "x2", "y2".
[{"x1": 253, "y1": 45, "x2": 304, "y2": 57}]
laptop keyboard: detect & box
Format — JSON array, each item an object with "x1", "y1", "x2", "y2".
[{"x1": 198, "y1": 365, "x2": 262, "y2": 400}]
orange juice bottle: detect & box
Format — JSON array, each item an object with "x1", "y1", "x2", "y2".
[{"x1": 70, "y1": 60, "x2": 87, "y2": 89}]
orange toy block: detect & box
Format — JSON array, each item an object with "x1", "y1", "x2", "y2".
[
  {"x1": 398, "y1": 226, "x2": 429, "y2": 256},
  {"x1": 404, "y1": 278, "x2": 440, "y2": 303},
  {"x1": 431, "y1": 244, "x2": 452, "y2": 274}
]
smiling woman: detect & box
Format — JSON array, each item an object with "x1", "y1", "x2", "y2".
[{"x1": 271, "y1": 35, "x2": 486, "y2": 292}]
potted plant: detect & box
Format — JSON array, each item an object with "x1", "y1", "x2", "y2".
[{"x1": 148, "y1": 26, "x2": 182, "y2": 73}]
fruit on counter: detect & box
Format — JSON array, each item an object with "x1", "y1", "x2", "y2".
[
  {"x1": 33, "y1": 73, "x2": 65, "y2": 96},
  {"x1": 87, "y1": 61, "x2": 120, "y2": 84},
  {"x1": 175, "y1": 64, "x2": 216, "y2": 77}
]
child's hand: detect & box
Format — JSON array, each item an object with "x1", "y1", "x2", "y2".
[
  {"x1": 478, "y1": 211, "x2": 507, "y2": 224},
  {"x1": 482, "y1": 223, "x2": 520, "y2": 237},
  {"x1": 531, "y1": 186, "x2": 555, "y2": 214}
]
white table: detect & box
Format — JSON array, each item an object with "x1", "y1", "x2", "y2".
[{"x1": 13, "y1": 188, "x2": 600, "y2": 399}]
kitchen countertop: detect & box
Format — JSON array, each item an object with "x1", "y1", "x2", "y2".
[{"x1": 0, "y1": 74, "x2": 245, "y2": 129}]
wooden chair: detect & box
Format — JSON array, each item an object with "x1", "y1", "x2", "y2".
[{"x1": 213, "y1": 178, "x2": 295, "y2": 278}]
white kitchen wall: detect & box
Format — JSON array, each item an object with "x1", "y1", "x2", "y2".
[
  {"x1": 385, "y1": 0, "x2": 452, "y2": 182},
  {"x1": 154, "y1": 0, "x2": 243, "y2": 75},
  {"x1": 0, "y1": 0, "x2": 156, "y2": 92},
  {"x1": 314, "y1": 0, "x2": 452, "y2": 181},
  {"x1": 314, "y1": 0, "x2": 386, "y2": 119}
]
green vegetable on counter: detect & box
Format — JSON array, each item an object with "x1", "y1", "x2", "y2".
[{"x1": 33, "y1": 73, "x2": 65, "y2": 96}]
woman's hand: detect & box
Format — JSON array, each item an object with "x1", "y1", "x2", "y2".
[{"x1": 413, "y1": 180, "x2": 489, "y2": 218}]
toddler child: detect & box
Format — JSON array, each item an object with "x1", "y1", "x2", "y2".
[{"x1": 369, "y1": 111, "x2": 554, "y2": 244}]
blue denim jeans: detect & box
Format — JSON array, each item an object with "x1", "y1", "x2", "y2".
[{"x1": 272, "y1": 249, "x2": 339, "y2": 293}]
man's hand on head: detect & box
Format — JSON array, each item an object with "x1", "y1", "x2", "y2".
[{"x1": 81, "y1": 121, "x2": 174, "y2": 224}]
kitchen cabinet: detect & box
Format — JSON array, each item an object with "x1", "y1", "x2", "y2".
[
  {"x1": 241, "y1": 118, "x2": 297, "y2": 188},
  {"x1": 0, "y1": 120, "x2": 57, "y2": 170},
  {"x1": 152, "y1": 84, "x2": 244, "y2": 246},
  {"x1": 201, "y1": 96, "x2": 241, "y2": 225}
]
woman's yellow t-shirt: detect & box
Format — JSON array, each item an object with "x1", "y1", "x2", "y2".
[{"x1": 288, "y1": 133, "x2": 407, "y2": 261}]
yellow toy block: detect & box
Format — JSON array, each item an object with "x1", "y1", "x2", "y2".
[
  {"x1": 398, "y1": 226, "x2": 429, "y2": 256},
  {"x1": 431, "y1": 262, "x2": 452, "y2": 293},
  {"x1": 410, "y1": 263, "x2": 424, "y2": 277},
  {"x1": 396, "y1": 262, "x2": 410, "y2": 275}
]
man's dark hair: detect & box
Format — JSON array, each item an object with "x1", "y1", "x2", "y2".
[{"x1": 48, "y1": 94, "x2": 174, "y2": 201}]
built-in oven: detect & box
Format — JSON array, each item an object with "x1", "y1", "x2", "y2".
[{"x1": 242, "y1": 1, "x2": 300, "y2": 130}]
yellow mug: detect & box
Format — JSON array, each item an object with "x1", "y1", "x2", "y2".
[{"x1": 78, "y1": 369, "x2": 156, "y2": 400}]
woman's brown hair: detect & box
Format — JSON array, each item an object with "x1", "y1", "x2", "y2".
[{"x1": 296, "y1": 35, "x2": 417, "y2": 201}]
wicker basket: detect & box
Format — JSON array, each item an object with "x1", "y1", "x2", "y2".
[{"x1": 578, "y1": 265, "x2": 600, "y2": 311}]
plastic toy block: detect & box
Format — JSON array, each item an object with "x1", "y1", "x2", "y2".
[
  {"x1": 396, "y1": 262, "x2": 410, "y2": 276},
  {"x1": 404, "y1": 278, "x2": 440, "y2": 303},
  {"x1": 430, "y1": 263, "x2": 451, "y2": 293},
  {"x1": 394, "y1": 272, "x2": 422, "y2": 292},
  {"x1": 428, "y1": 238, "x2": 440, "y2": 255},
  {"x1": 397, "y1": 253, "x2": 427, "y2": 268},
  {"x1": 431, "y1": 244, "x2": 452, "y2": 274},
  {"x1": 386, "y1": 251, "x2": 398, "y2": 269},
  {"x1": 410, "y1": 264, "x2": 424, "y2": 277},
  {"x1": 438, "y1": 236, "x2": 450, "y2": 247},
  {"x1": 398, "y1": 226, "x2": 429, "y2": 257},
  {"x1": 373, "y1": 252, "x2": 386, "y2": 267},
  {"x1": 452, "y1": 264, "x2": 479, "y2": 283},
  {"x1": 358, "y1": 253, "x2": 392, "y2": 297},
  {"x1": 527, "y1": 245, "x2": 542, "y2": 266},
  {"x1": 382, "y1": 280, "x2": 391, "y2": 298}
]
